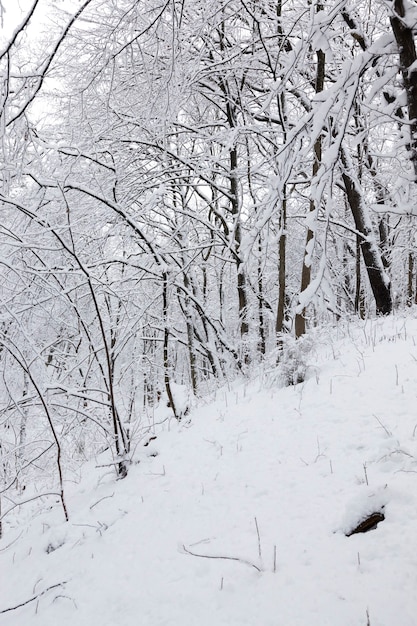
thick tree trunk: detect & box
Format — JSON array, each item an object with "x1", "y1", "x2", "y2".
[
  {"x1": 408, "y1": 251, "x2": 414, "y2": 306},
  {"x1": 340, "y1": 148, "x2": 392, "y2": 315},
  {"x1": 276, "y1": 194, "x2": 287, "y2": 337},
  {"x1": 390, "y1": 0, "x2": 417, "y2": 309},
  {"x1": 276, "y1": 1, "x2": 287, "y2": 344},
  {"x1": 355, "y1": 234, "x2": 365, "y2": 318},
  {"x1": 390, "y1": 0, "x2": 417, "y2": 181},
  {"x1": 229, "y1": 145, "x2": 249, "y2": 345}
]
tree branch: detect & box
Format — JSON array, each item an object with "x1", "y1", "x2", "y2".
[{"x1": 0, "y1": 582, "x2": 67, "y2": 614}]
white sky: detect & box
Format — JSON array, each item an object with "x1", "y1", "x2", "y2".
[
  {"x1": 1, "y1": 0, "x2": 38, "y2": 37},
  {"x1": 0, "y1": 0, "x2": 78, "y2": 44}
]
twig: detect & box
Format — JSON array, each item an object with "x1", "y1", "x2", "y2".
[
  {"x1": 89, "y1": 493, "x2": 115, "y2": 510},
  {"x1": 182, "y1": 544, "x2": 262, "y2": 572},
  {"x1": 363, "y1": 463, "x2": 369, "y2": 486},
  {"x1": 0, "y1": 493, "x2": 61, "y2": 522},
  {"x1": 0, "y1": 582, "x2": 67, "y2": 614},
  {"x1": 373, "y1": 414, "x2": 392, "y2": 437},
  {"x1": 254, "y1": 517, "x2": 262, "y2": 559},
  {"x1": 0, "y1": 530, "x2": 23, "y2": 552}
]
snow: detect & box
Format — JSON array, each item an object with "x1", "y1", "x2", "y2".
[{"x1": 2, "y1": 315, "x2": 417, "y2": 625}]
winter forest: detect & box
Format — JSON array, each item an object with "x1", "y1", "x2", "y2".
[{"x1": 1, "y1": 0, "x2": 417, "y2": 534}]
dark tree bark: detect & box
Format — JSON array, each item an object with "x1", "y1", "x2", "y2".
[
  {"x1": 215, "y1": 18, "x2": 250, "y2": 355},
  {"x1": 340, "y1": 148, "x2": 392, "y2": 315},
  {"x1": 276, "y1": 194, "x2": 287, "y2": 337},
  {"x1": 408, "y1": 251, "x2": 414, "y2": 306},
  {"x1": 390, "y1": 0, "x2": 417, "y2": 181},
  {"x1": 162, "y1": 272, "x2": 179, "y2": 420},
  {"x1": 355, "y1": 234, "x2": 365, "y2": 318},
  {"x1": 390, "y1": 0, "x2": 417, "y2": 308}
]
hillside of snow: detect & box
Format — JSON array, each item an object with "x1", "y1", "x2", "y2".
[{"x1": 2, "y1": 315, "x2": 417, "y2": 626}]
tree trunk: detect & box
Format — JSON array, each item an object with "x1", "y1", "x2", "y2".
[
  {"x1": 355, "y1": 234, "x2": 365, "y2": 318},
  {"x1": 408, "y1": 251, "x2": 414, "y2": 306},
  {"x1": 162, "y1": 272, "x2": 178, "y2": 420},
  {"x1": 257, "y1": 233, "x2": 266, "y2": 356},
  {"x1": 276, "y1": 194, "x2": 287, "y2": 337},
  {"x1": 390, "y1": 0, "x2": 417, "y2": 181},
  {"x1": 340, "y1": 148, "x2": 392, "y2": 315},
  {"x1": 229, "y1": 145, "x2": 249, "y2": 346},
  {"x1": 295, "y1": 42, "x2": 325, "y2": 338}
]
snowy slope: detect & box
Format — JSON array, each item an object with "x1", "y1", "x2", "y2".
[{"x1": 2, "y1": 315, "x2": 417, "y2": 626}]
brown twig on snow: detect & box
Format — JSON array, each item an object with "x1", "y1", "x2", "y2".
[{"x1": 0, "y1": 582, "x2": 67, "y2": 614}]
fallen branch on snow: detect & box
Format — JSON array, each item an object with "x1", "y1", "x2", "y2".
[{"x1": 0, "y1": 582, "x2": 67, "y2": 614}]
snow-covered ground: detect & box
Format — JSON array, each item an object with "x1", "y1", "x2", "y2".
[{"x1": 2, "y1": 315, "x2": 417, "y2": 625}]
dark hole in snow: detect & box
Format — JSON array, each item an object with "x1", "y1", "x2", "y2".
[{"x1": 346, "y1": 511, "x2": 385, "y2": 537}]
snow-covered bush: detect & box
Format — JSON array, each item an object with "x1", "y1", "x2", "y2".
[{"x1": 278, "y1": 334, "x2": 314, "y2": 386}]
